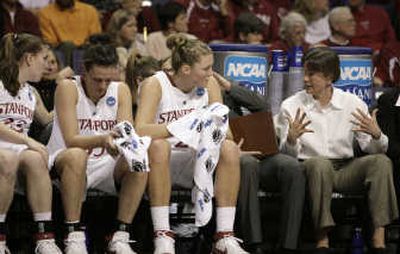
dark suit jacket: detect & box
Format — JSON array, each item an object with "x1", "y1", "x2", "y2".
[
  {"x1": 377, "y1": 87, "x2": 400, "y2": 164},
  {"x1": 223, "y1": 83, "x2": 270, "y2": 118}
]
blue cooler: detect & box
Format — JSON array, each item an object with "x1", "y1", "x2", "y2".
[
  {"x1": 209, "y1": 44, "x2": 268, "y2": 95},
  {"x1": 331, "y1": 47, "x2": 373, "y2": 106}
]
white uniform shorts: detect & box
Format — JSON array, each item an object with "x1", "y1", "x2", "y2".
[
  {"x1": 0, "y1": 140, "x2": 29, "y2": 156},
  {"x1": 50, "y1": 149, "x2": 118, "y2": 195}
]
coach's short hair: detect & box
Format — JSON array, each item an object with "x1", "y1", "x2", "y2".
[{"x1": 303, "y1": 47, "x2": 340, "y2": 82}]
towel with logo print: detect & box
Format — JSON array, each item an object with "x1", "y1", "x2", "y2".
[
  {"x1": 166, "y1": 102, "x2": 229, "y2": 226},
  {"x1": 113, "y1": 121, "x2": 151, "y2": 172}
]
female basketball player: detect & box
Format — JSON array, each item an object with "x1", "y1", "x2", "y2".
[
  {"x1": 0, "y1": 33, "x2": 62, "y2": 254},
  {"x1": 135, "y1": 34, "x2": 248, "y2": 254}
]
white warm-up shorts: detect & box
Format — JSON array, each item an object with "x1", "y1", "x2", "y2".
[
  {"x1": 0, "y1": 140, "x2": 29, "y2": 156},
  {"x1": 49, "y1": 149, "x2": 118, "y2": 195}
]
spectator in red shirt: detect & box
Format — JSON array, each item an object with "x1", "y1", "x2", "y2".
[
  {"x1": 374, "y1": 41, "x2": 400, "y2": 87},
  {"x1": 317, "y1": 6, "x2": 356, "y2": 47},
  {"x1": 0, "y1": 0, "x2": 41, "y2": 37},
  {"x1": 183, "y1": 0, "x2": 231, "y2": 43},
  {"x1": 227, "y1": 0, "x2": 280, "y2": 43},
  {"x1": 348, "y1": 0, "x2": 396, "y2": 54}
]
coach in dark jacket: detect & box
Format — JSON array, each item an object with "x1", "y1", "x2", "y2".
[{"x1": 377, "y1": 87, "x2": 400, "y2": 211}]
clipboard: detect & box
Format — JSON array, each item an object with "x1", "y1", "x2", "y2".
[{"x1": 229, "y1": 111, "x2": 279, "y2": 156}]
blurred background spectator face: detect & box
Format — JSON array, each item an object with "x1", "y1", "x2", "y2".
[
  {"x1": 107, "y1": 10, "x2": 139, "y2": 48},
  {"x1": 234, "y1": 12, "x2": 264, "y2": 44},
  {"x1": 287, "y1": 23, "x2": 306, "y2": 47},
  {"x1": 42, "y1": 49, "x2": 61, "y2": 80},
  {"x1": 279, "y1": 12, "x2": 307, "y2": 47},
  {"x1": 121, "y1": 0, "x2": 143, "y2": 16},
  {"x1": 55, "y1": 0, "x2": 75, "y2": 10},
  {"x1": 330, "y1": 8, "x2": 356, "y2": 38},
  {"x1": 119, "y1": 16, "x2": 138, "y2": 45},
  {"x1": 241, "y1": 32, "x2": 263, "y2": 44},
  {"x1": 170, "y1": 12, "x2": 188, "y2": 33}
]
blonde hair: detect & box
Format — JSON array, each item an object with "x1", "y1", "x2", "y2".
[{"x1": 166, "y1": 33, "x2": 212, "y2": 72}]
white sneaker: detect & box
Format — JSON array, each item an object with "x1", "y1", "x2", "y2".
[
  {"x1": 0, "y1": 241, "x2": 10, "y2": 254},
  {"x1": 64, "y1": 231, "x2": 88, "y2": 254},
  {"x1": 153, "y1": 230, "x2": 175, "y2": 254},
  {"x1": 107, "y1": 231, "x2": 136, "y2": 254},
  {"x1": 35, "y1": 238, "x2": 62, "y2": 254},
  {"x1": 212, "y1": 232, "x2": 249, "y2": 254}
]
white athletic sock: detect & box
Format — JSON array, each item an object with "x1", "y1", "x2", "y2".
[
  {"x1": 33, "y1": 212, "x2": 52, "y2": 221},
  {"x1": 151, "y1": 206, "x2": 170, "y2": 231},
  {"x1": 0, "y1": 214, "x2": 5, "y2": 223},
  {"x1": 216, "y1": 207, "x2": 236, "y2": 232}
]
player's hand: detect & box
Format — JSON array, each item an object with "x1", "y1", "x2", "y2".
[
  {"x1": 103, "y1": 132, "x2": 119, "y2": 157},
  {"x1": 213, "y1": 71, "x2": 232, "y2": 91},
  {"x1": 286, "y1": 108, "x2": 313, "y2": 145},
  {"x1": 56, "y1": 67, "x2": 74, "y2": 80},
  {"x1": 25, "y1": 137, "x2": 49, "y2": 165},
  {"x1": 351, "y1": 108, "x2": 382, "y2": 139}
]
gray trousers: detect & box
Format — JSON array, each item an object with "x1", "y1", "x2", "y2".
[
  {"x1": 235, "y1": 153, "x2": 306, "y2": 249},
  {"x1": 303, "y1": 154, "x2": 399, "y2": 230}
]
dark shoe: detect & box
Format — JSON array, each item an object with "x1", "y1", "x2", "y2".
[
  {"x1": 314, "y1": 247, "x2": 330, "y2": 254},
  {"x1": 368, "y1": 248, "x2": 386, "y2": 254}
]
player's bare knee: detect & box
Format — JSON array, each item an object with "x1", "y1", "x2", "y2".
[
  {"x1": 56, "y1": 148, "x2": 88, "y2": 176},
  {"x1": 149, "y1": 139, "x2": 171, "y2": 164},
  {"x1": 0, "y1": 151, "x2": 19, "y2": 179},
  {"x1": 20, "y1": 150, "x2": 48, "y2": 171}
]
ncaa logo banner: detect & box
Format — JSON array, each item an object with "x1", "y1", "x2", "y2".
[
  {"x1": 334, "y1": 59, "x2": 373, "y2": 106},
  {"x1": 224, "y1": 55, "x2": 268, "y2": 95}
]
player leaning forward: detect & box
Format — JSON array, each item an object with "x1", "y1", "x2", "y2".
[{"x1": 47, "y1": 43, "x2": 149, "y2": 254}]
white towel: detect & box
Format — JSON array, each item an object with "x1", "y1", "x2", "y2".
[
  {"x1": 167, "y1": 103, "x2": 229, "y2": 226},
  {"x1": 113, "y1": 121, "x2": 151, "y2": 172}
]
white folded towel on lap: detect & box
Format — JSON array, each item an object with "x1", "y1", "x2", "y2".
[
  {"x1": 113, "y1": 121, "x2": 151, "y2": 172},
  {"x1": 167, "y1": 103, "x2": 229, "y2": 226}
]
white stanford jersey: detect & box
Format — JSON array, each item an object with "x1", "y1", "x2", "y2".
[
  {"x1": 0, "y1": 80, "x2": 36, "y2": 135},
  {"x1": 152, "y1": 71, "x2": 209, "y2": 146},
  {"x1": 47, "y1": 76, "x2": 119, "y2": 160},
  {"x1": 154, "y1": 71, "x2": 208, "y2": 124}
]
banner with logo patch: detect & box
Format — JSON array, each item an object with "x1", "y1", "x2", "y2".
[
  {"x1": 332, "y1": 47, "x2": 373, "y2": 107},
  {"x1": 210, "y1": 44, "x2": 268, "y2": 96}
]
